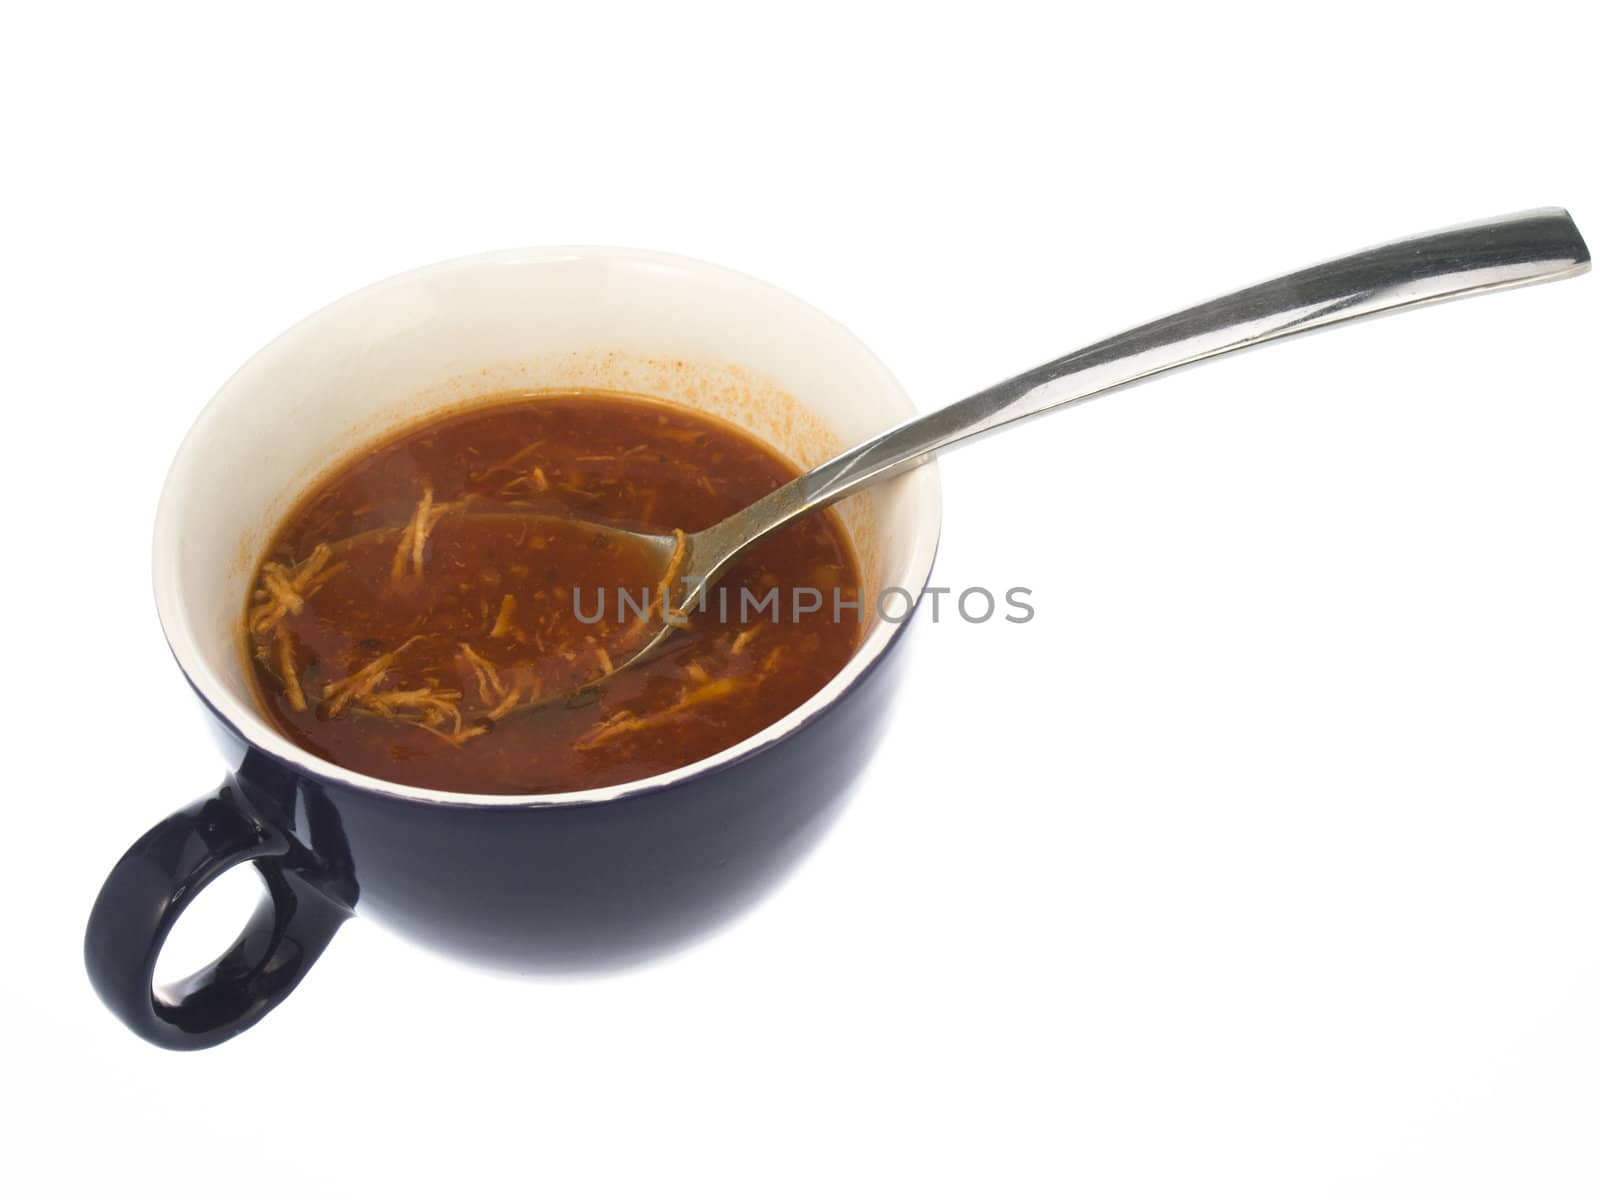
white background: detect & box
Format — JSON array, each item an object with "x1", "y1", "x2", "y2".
[{"x1": 6, "y1": 3, "x2": 1597, "y2": 1196}]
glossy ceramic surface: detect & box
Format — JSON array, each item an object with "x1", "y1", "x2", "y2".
[{"x1": 85, "y1": 248, "x2": 941, "y2": 1049}]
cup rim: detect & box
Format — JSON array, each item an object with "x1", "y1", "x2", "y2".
[{"x1": 153, "y1": 245, "x2": 943, "y2": 809}]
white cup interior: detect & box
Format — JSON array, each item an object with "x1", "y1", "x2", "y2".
[{"x1": 154, "y1": 247, "x2": 941, "y2": 806}]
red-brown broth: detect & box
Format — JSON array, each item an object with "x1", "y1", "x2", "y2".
[{"x1": 244, "y1": 391, "x2": 863, "y2": 793}]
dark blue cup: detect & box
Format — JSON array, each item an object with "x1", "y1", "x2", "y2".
[{"x1": 84, "y1": 249, "x2": 941, "y2": 1048}]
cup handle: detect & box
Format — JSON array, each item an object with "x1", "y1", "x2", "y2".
[{"x1": 84, "y1": 780, "x2": 351, "y2": 1050}]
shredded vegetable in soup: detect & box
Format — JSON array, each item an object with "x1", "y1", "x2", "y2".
[{"x1": 244, "y1": 391, "x2": 862, "y2": 793}]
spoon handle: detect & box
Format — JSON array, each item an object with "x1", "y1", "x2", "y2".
[{"x1": 697, "y1": 208, "x2": 1588, "y2": 567}]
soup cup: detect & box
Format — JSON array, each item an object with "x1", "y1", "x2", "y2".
[{"x1": 84, "y1": 248, "x2": 941, "y2": 1049}]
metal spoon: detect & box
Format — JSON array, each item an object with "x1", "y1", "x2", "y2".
[{"x1": 577, "y1": 209, "x2": 1588, "y2": 679}]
